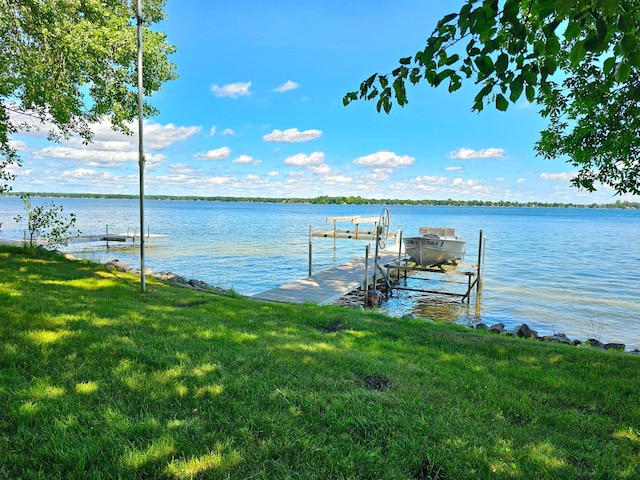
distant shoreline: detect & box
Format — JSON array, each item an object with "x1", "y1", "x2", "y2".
[{"x1": 3, "y1": 192, "x2": 639, "y2": 210}]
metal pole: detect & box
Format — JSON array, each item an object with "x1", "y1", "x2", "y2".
[
  {"x1": 372, "y1": 225, "x2": 380, "y2": 288},
  {"x1": 476, "y1": 229, "x2": 483, "y2": 295},
  {"x1": 308, "y1": 225, "x2": 312, "y2": 277},
  {"x1": 363, "y1": 244, "x2": 369, "y2": 307},
  {"x1": 136, "y1": 0, "x2": 146, "y2": 293},
  {"x1": 396, "y1": 229, "x2": 402, "y2": 280}
]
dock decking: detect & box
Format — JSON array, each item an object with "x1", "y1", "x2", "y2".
[{"x1": 252, "y1": 246, "x2": 403, "y2": 305}]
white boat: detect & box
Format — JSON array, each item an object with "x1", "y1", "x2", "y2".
[{"x1": 403, "y1": 227, "x2": 466, "y2": 267}]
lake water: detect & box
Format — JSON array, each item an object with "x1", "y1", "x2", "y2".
[{"x1": 2, "y1": 196, "x2": 639, "y2": 349}]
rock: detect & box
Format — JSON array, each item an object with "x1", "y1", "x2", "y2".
[
  {"x1": 475, "y1": 323, "x2": 488, "y2": 330},
  {"x1": 629, "y1": 349, "x2": 640, "y2": 355},
  {"x1": 542, "y1": 334, "x2": 572, "y2": 345},
  {"x1": 516, "y1": 324, "x2": 538, "y2": 339},
  {"x1": 572, "y1": 339, "x2": 583, "y2": 346},
  {"x1": 488, "y1": 322, "x2": 505, "y2": 334},
  {"x1": 586, "y1": 338, "x2": 604, "y2": 348},
  {"x1": 402, "y1": 314, "x2": 416, "y2": 320},
  {"x1": 105, "y1": 259, "x2": 130, "y2": 273},
  {"x1": 63, "y1": 253, "x2": 80, "y2": 261},
  {"x1": 604, "y1": 342, "x2": 626, "y2": 351},
  {"x1": 504, "y1": 330, "x2": 516, "y2": 337}
]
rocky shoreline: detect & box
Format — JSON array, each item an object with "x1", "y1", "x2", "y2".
[
  {"x1": 102, "y1": 258, "x2": 227, "y2": 294},
  {"x1": 332, "y1": 283, "x2": 640, "y2": 355},
  {"x1": 64, "y1": 253, "x2": 640, "y2": 355}
]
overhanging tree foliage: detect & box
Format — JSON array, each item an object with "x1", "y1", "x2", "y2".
[
  {"x1": 344, "y1": 0, "x2": 640, "y2": 195},
  {"x1": 0, "y1": 0, "x2": 177, "y2": 193}
]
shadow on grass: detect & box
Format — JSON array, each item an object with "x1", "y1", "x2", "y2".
[{"x1": 1, "y1": 246, "x2": 640, "y2": 479}]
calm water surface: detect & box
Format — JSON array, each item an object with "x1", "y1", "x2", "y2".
[{"x1": 2, "y1": 197, "x2": 639, "y2": 349}]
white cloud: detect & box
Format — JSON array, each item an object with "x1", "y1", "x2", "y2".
[
  {"x1": 540, "y1": 172, "x2": 576, "y2": 181},
  {"x1": 325, "y1": 174, "x2": 352, "y2": 184},
  {"x1": 142, "y1": 123, "x2": 201, "y2": 150},
  {"x1": 33, "y1": 146, "x2": 165, "y2": 168},
  {"x1": 79, "y1": 120, "x2": 199, "y2": 151},
  {"x1": 451, "y1": 177, "x2": 474, "y2": 187},
  {"x1": 273, "y1": 80, "x2": 300, "y2": 92},
  {"x1": 268, "y1": 171, "x2": 280, "y2": 177},
  {"x1": 445, "y1": 166, "x2": 462, "y2": 171},
  {"x1": 60, "y1": 168, "x2": 116, "y2": 181},
  {"x1": 221, "y1": 128, "x2": 235, "y2": 136},
  {"x1": 209, "y1": 126, "x2": 217, "y2": 136},
  {"x1": 167, "y1": 163, "x2": 199, "y2": 176},
  {"x1": 263, "y1": 128, "x2": 322, "y2": 143},
  {"x1": 516, "y1": 177, "x2": 526, "y2": 183},
  {"x1": 366, "y1": 168, "x2": 392, "y2": 181},
  {"x1": 284, "y1": 151, "x2": 324, "y2": 166},
  {"x1": 233, "y1": 154, "x2": 262, "y2": 165},
  {"x1": 353, "y1": 151, "x2": 415, "y2": 168},
  {"x1": 309, "y1": 163, "x2": 331, "y2": 175},
  {"x1": 449, "y1": 147, "x2": 505, "y2": 159},
  {"x1": 9, "y1": 140, "x2": 27, "y2": 151},
  {"x1": 210, "y1": 81, "x2": 252, "y2": 98},
  {"x1": 194, "y1": 146, "x2": 231, "y2": 161}
]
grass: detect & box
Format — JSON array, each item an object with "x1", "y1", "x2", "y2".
[{"x1": 1, "y1": 245, "x2": 639, "y2": 479}]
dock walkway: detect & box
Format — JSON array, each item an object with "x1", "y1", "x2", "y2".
[{"x1": 252, "y1": 246, "x2": 403, "y2": 305}]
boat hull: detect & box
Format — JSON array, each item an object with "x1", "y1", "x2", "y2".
[{"x1": 403, "y1": 236, "x2": 466, "y2": 267}]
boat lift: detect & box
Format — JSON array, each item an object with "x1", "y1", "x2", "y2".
[
  {"x1": 384, "y1": 229, "x2": 487, "y2": 304},
  {"x1": 306, "y1": 209, "x2": 486, "y2": 306}
]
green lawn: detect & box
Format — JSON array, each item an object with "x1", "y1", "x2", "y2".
[{"x1": 1, "y1": 246, "x2": 639, "y2": 479}]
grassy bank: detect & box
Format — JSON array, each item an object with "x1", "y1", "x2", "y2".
[{"x1": 1, "y1": 246, "x2": 639, "y2": 479}]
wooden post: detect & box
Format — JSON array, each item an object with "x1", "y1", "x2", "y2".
[{"x1": 308, "y1": 225, "x2": 313, "y2": 277}]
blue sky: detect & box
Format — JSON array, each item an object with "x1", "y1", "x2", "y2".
[{"x1": 8, "y1": 0, "x2": 639, "y2": 204}]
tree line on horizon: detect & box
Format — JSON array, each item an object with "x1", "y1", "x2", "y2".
[{"x1": 3, "y1": 192, "x2": 639, "y2": 209}]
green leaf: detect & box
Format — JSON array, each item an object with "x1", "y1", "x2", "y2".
[
  {"x1": 393, "y1": 77, "x2": 407, "y2": 105},
  {"x1": 409, "y1": 68, "x2": 422, "y2": 85},
  {"x1": 475, "y1": 55, "x2": 494, "y2": 76},
  {"x1": 564, "y1": 20, "x2": 581, "y2": 41},
  {"x1": 615, "y1": 62, "x2": 631, "y2": 83},
  {"x1": 342, "y1": 92, "x2": 357, "y2": 106},
  {"x1": 620, "y1": 34, "x2": 636, "y2": 56},
  {"x1": 596, "y1": 16, "x2": 608, "y2": 43},
  {"x1": 365, "y1": 74, "x2": 377, "y2": 89},
  {"x1": 603, "y1": 56, "x2": 616, "y2": 76},
  {"x1": 545, "y1": 35, "x2": 561, "y2": 56},
  {"x1": 495, "y1": 52, "x2": 508, "y2": 74},
  {"x1": 398, "y1": 56, "x2": 412, "y2": 65},
  {"x1": 525, "y1": 85, "x2": 535, "y2": 103},
  {"x1": 444, "y1": 53, "x2": 460, "y2": 66},
  {"x1": 509, "y1": 76, "x2": 523, "y2": 102},
  {"x1": 448, "y1": 72, "x2": 462, "y2": 93},
  {"x1": 495, "y1": 93, "x2": 508, "y2": 111},
  {"x1": 569, "y1": 42, "x2": 586, "y2": 67},
  {"x1": 437, "y1": 12, "x2": 458, "y2": 28}
]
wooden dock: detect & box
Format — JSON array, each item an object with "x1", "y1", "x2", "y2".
[{"x1": 252, "y1": 246, "x2": 403, "y2": 305}]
